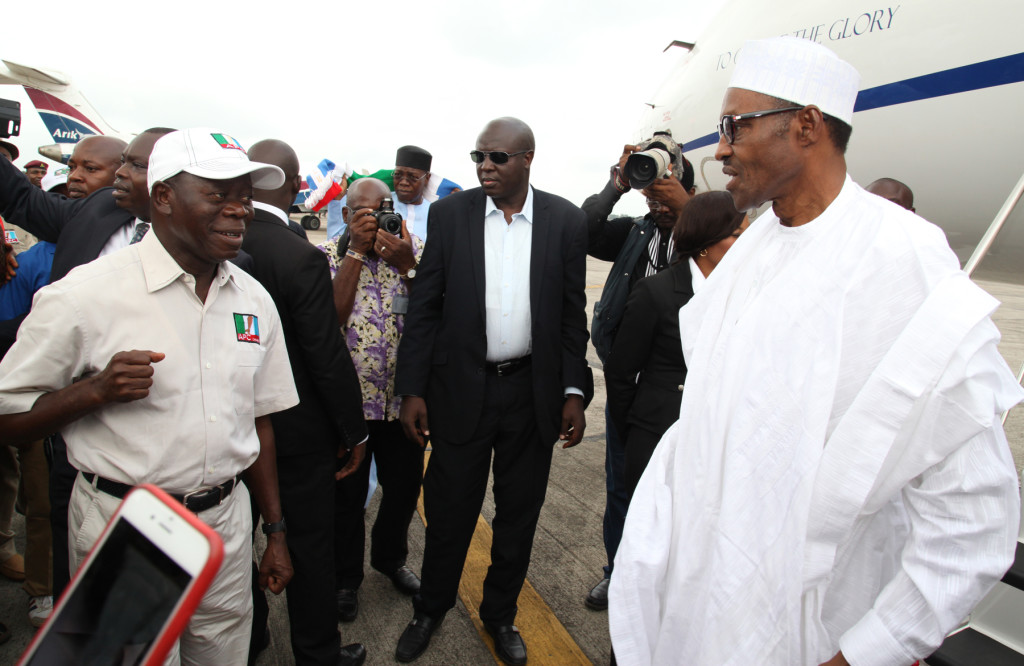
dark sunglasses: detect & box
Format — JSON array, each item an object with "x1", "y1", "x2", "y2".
[
  {"x1": 469, "y1": 150, "x2": 528, "y2": 164},
  {"x1": 717, "y1": 106, "x2": 803, "y2": 144}
]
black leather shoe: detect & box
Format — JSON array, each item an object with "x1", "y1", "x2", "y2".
[
  {"x1": 336, "y1": 588, "x2": 359, "y2": 623},
  {"x1": 395, "y1": 613, "x2": 441, "y2": 662},
  {"x1": 585, "y1": 577, "x2": 610, "y2": 611},
  {"x1": 337, "y1": 642, "x2": 366, "y2": 666},
  {"x1": 388, "y1": 565, "x2": 422, "y2": 596},
  {"x1": 485, "y1": 623, "x2": 527, "y2": 665}
]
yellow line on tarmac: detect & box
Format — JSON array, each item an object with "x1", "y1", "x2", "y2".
[{"x1": 417, "y1": 451, "x2": 592, "y2": 666}]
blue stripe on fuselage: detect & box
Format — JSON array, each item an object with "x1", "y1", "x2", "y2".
[{"x1": 684, "y1": 51, "x2": 1024, "y2": 152}]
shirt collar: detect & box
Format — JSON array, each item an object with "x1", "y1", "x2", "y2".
[
  {"x1": 137, "y1": 226, "x2": 241, "y2": 293},
  {"x1": 485, "y1": 185, "x2": 534, "y2": 224},
  {"x1": 252, "y1": 201, "x2": 289, "y2": 226}
]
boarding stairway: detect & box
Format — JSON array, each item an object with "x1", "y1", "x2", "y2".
[{"x1": 928, "y1": 172, "x2": 1024, "y2": 665}]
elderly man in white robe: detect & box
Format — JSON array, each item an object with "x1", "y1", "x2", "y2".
[{"x1": 609, "y1": 37, "x2": 1023, "y2": 666}]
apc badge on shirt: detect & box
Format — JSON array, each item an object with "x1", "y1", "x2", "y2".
[{"x1": 234, "y1": 313, "x2": 260, "y2": 344}]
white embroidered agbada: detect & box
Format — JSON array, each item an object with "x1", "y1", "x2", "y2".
[{"x1": 609, "y1": 176, "x2": 1023, "y2": 666}]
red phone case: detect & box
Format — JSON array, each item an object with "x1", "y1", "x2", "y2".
[{"x1": 18, "y1": 484, "x2": 225, "y2": 666}]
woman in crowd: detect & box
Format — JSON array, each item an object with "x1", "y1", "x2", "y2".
[{"x1": 605, "y1": 190, "x2": 749, "y2": 497}]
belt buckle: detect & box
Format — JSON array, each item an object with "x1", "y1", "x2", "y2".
[
  {"x1": 182, "y1": 485, "x2": 223, "y2": 511},
  {"x1": 495, "y1": 360, "x2": 514, "y2": 376}
]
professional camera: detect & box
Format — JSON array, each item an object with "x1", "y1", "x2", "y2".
[
  {"x1": 623, "y1": 130, "x2": 684, "y2": 190},
  {"x1": 372, "y1": 197, "x2": 403, "y2": 236},
  {"x1": 0, "y1": 98, "x2": 21, "y2": 138}
]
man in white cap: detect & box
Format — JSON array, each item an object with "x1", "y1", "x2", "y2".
[
  {"x1": 0, "y1": 128, "x2": 300, "y2": 663},
  {"x1": 610, "y1": 37, "x2": 1022, "y2": 666}
]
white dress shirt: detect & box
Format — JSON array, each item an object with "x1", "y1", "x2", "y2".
[
  {"x1": 253, "y1": 200, "x2": 289, "y2": 226},
  {"x1": 98, "y1": 217, "x2": 146, "y2": 257},
  {"x1": 483, "y1": 187, "x2": 534, "y2": 363}
]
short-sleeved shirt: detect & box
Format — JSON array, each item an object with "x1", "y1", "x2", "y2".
[
  {"x1": 318, "y1": 235, "x2": 423, "y2": 421},
  {"x1": 0, "y1": 231, "x2": 299, "y2": 492}
]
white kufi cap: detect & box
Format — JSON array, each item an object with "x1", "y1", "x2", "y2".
[
  {"x1": 729, "y1": 37, "x2": 860, "y2": 125},
  {"x1": 147, "y1": 127, "x2": 285, "y2": 192}
]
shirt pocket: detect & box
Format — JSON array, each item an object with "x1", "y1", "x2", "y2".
[{"x1": 231, "y1": 345, "x2": 266, "y2": 415}]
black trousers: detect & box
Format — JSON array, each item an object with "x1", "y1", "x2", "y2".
[
  {"x1": 258, "y1": 449, "x2": 340, "y2": 666},
  {"x1": 624, "y1": 425, "x2": 663, "y2": 501},
  {"x1": 45, "y1": 434, "x2": 76, "y2": 601},
  {"x1": 413, "y1": 367, "x2": 554, "y2": 626},
  {"x1": 334, "y1": 419, "x2": 424, "y2": 590}
]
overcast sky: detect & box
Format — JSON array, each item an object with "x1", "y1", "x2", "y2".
[{"x1": 3, "y1": 0, "x2": 725, "y2": 218}]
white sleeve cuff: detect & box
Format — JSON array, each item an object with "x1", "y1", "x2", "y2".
[
  {"x1": 839, "y1": 609, "x2": 917, "y2": 666},
  {"x1": 564, "y1": 387, "x2": 584, "y2": 397}
]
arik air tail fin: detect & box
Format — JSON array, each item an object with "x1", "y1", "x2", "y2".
[{"x1": 0, "y1": 59, "x2": 124, "y2": 162}]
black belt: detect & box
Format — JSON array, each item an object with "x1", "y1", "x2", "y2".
[
  {"x1": 485, "y1": 355, "x2": 531, "y2": 377},
  {"x1": 81, "y1": 471, "x2": 242, "y2": 513}
]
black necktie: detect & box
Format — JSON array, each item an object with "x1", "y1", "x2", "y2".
[{"x1": 129, "y1": 222, "x2": 150, "y2": 245}]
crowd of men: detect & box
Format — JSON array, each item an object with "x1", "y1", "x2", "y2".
[{"x1": 0, "y1": 34, "x2": 1020, "y2": 666}]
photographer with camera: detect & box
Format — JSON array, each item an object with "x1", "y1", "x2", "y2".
[
  {"x1": 582, "y1": 131, "x2": 695, "y2": 612},
  {"x1": 317, "y1": 177, "x2": 426, "y2": 625}
]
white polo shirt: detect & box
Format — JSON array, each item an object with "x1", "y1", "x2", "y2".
[{"x1": 0, "y1": 231, "x2": 299, "y2": 493}]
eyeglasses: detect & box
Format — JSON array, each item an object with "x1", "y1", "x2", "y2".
[
  {"x1": 469, "y1": 150, "x2": 528, "y2": 164},
  {"x1": 717, "y1": 106, "x2": 804, "y2": 144},
  {"x1": 393, "y1": 170, "x2": 427, "y2": 184}
]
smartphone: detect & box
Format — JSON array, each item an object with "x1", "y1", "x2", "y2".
[{"x1": 19, "y1": 484, "x2": 224, "y2": 666}]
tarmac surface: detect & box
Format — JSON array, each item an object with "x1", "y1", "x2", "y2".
[{"x1": 0, "y1": 223, "x2": 1021, "y2": 665}]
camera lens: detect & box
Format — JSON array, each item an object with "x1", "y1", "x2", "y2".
[
  {"x1": 380, "y1": 213, "x2": 403, "y2": 236},
  {"x1": 624, "y1": 148, "x2": 671, "y2": 189}
]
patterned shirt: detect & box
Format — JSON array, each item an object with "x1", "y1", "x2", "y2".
[{"x1": 319, "y1": 236, "x2": 424, "y2": 421}]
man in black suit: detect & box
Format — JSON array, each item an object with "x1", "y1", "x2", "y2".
[
  {"x1": 0, "y1": 128, "x2": 175, "y2": 601},
  {"x1": 581, "y1": 136, "x2": 694, "y2": 612},
  {"x1": 394, "y1": 117, "x2": 589, "y2": 665},
  {"x1": 242, "y1": 139, "x2": 368, "y2": 666}
]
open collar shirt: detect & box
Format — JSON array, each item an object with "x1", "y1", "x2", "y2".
[
  {"x1": 484, "y1": 186, "x2": 534, "y2": 363},
  {"x1": 0, "y1": 231, "x2": 298, "y2": 492}
]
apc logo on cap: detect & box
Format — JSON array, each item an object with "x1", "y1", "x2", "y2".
[
  {"x1": 212, "y1": 133, "x2": 245, "y2": 152},
  {"x1": 234, "y1": 313, "x2": 260, "y2": 344}
]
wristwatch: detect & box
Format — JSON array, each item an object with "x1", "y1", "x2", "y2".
[
  {"x1": 401, "y1": 265, "x2": 418, "y2": 279},
  {"x1": 261, "y1": 519, "x2": 287, "y2": 535}
]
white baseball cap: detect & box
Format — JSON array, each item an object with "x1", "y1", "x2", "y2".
[
  {"x1": 41, "y1": 166, "x2": 70, "y2": 192},
  {"x1": 729, "y1": 37, "x2": 860, "y2": 126},
  {"x1": 147, "y1": 127, "x2": 285, "y2": 192}
]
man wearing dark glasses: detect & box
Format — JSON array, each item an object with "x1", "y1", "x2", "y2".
[
  {"x1": 611, "y1": 36, "x2": 1023, "y2": 666},
  {"x1": 394, "y1": 117, "x2": 590, "y2": 664}
]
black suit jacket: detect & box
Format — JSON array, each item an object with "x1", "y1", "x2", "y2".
[
  {"x1": 395, "y1": 187, "x2": 590, "y2": 445},
  {"x1": 605, "y1": 259, "x2": 693, "y2": 438},
  {"x1": 0, "y1": 155, "x2": 134, "y2": 283},
  {"x1": 240, "y1": 208, "x2": 367, "y2": 454}
]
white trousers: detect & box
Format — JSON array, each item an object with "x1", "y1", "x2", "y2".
[{"x1": 69, "y1": 473, "x2": 253, "y2": 666}]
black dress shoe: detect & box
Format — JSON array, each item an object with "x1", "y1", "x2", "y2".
[
  {"x1": 395, "y1": 613, "x2": 441, "y2": 662},
  {"x1": 485, "y1": 623, "x2": 527, "y2": 665},
  {"x1": 336, "y1": 588, "x2": 359, "y2": 623},
  {"x1": 388, "y1": 565, "x2": 422, "y2": 596},
  {"x1": 585, "y1": 577, "x2": 610, "y2": 610},
  {"x1": 337, "y1": 642, "x2": 367, "y2": 666}
]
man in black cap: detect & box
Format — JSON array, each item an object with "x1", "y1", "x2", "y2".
[{"x1": 392, "y1": 145, "x2": 433, "y2": 241}]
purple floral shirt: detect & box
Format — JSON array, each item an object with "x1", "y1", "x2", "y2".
[{"x1": 318, "y1": 236, "x2": 424, "y2": 421}]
